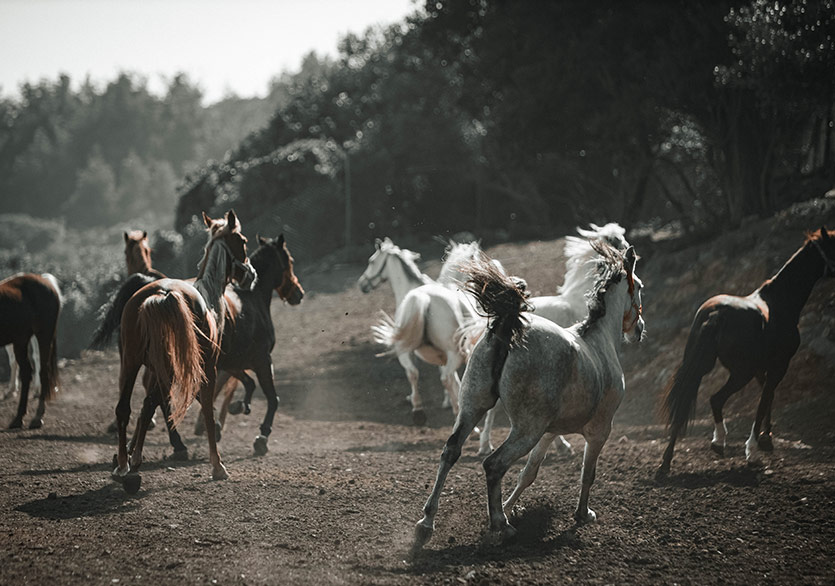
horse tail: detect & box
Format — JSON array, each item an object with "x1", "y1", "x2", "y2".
[
  {"x1": 90, "y1": 273, "x2": 157, "y2": 350},
  {"x1": 40, "y1": 273, "x2": 62, "y2": 400},
  {"x1": 661, "y1": 309, "x2": 719, "y2": 433},
  {"x1": 137, "y1": 290, "x2": 205, "y2": 427},
  {"x1": 371, "y1": 291, "x2": 430, "y2": 356},
  {"x1": 464, "y1": 255, "x2": 530, "y2": 389}
]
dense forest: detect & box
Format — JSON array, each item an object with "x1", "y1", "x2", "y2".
[{"x1": 1, "y1": 0, "x2": 834, "y2": 356}]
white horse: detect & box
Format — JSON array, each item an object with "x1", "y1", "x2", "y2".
[
  {"x1": 359, "y1": 238, "x2": 480, "y2": 425},
  {"x1": 3, "y1": 273, "x2": 60, "y2": 400},
  {"x1": 473, "y1": 224, "x2": 629, "y2": 456},
  {"x1": 412, "y1": 243, "x2": 644, "y2": 552}
]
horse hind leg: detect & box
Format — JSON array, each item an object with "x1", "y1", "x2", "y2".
[
  {"x1": 413, "y1": 404, "x2": 488, "y2": 555},
  {"x1": 708, "y1": 371, "x2": 755, "y2": 457},
  {"x1": 29, "y1": 337, "x2": 46, "y2": 429},
  {"x1": 397, "y1": 353, "x2": 424, "y2": 425},
  {"x1": 9, "y1": 341, "x2": 33, "y2": 429},
  {"x1": 439, "y1": 353, "x2": 462, "y2": 418},
  {"x1": 503, "y1": 432, "x2": 557, "y2": 516},
  {"x1": 253, "y1": 362, "x2": 278, "y2": 456},
  {"x1": 746, "y1": 366, "x2": 787, "y2": 463},
  {"x1": 4, "y1": 344, "x2": 17, "y2": 400},
  {"x1": 199, "y1": 369, "x2": 228, "y2": 481}
]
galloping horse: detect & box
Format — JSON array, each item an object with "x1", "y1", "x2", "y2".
[
  {"x1": 361, "y1": 238, "x2": 480, "y2": 425},
  {"x1": 112, "y1": 210, "x2": 257, "y2": 493},
  {"x1": 412, "y1": 243, "x2": 644, "y2": 552},
  {"x1": 0, "y1": 273, "x2": 62, "y2": 429},
  {"x1": 657, "y1": 227, "x2": 835, "y2": 476},
  {"x1": 201, "y1": 234, "x2": 304, "y2": 455}
]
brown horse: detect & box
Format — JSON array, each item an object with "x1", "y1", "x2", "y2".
[
  {"x1": 112, "y1": 210, "x2": 256, "y2": 493},
  {"x1": 658, "y1": 227, "x2": 835, "y2": 476},
  {"x1": 123, "y1": 230, "x2": 165, "y2": 278},
  {"x1": 0, "y1": 273, "x2": 62, "y2": 429}
]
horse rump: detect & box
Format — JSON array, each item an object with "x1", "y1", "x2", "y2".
[{"x1": 137, "y1": 290, "x2": 207, "y2": 427}]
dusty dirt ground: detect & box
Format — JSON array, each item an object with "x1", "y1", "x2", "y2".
[{"x1": 2, "y1": 202, "x2": 835, "y2": 585}]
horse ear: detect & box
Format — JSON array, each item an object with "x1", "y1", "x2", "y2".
[
  {"x1": 142, "y1": 230, "x2": 148, "y2": 240},
  {"x1": 123, "y1": 231, "x2": 130, "y2": 244},
  {"x1": 278, "y1": 234, "x2": 285, "y2": 246},
  {"x1": 202, "y1": 211, "x2": 212, "y2": 227},
  {"x1": 374, "y1": 238, "x2": 382, "y2": 250},
  {"x1": 820, "y1": 226, "x2": 829, "y2": 240},
  {"x1": 257, "y1": 235, "x2": 268, "y2": 246},
  {"x1": 226, "y1": 209, "x2": 238, "y2": 230},
  {"x1": 624, "y1": 246, "x2": 637, "y2": 273}
]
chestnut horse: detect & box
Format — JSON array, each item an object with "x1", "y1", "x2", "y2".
[
  {"x1": 657, "y1": 227, "x2": 835, "y2": 476},
  {"x1": 112, "y1": 210, "x2": 256, "y2": 493},
  {"x1": 0, "y1": 273, "x2": 62, "y2": 429}
]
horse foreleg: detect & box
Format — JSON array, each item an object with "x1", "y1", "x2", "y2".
[
  {"x1": 709, "y1": 371, "x2": 755, "y2": 457},
  {"x1": 397, "y1": 353, "x2": 424, "y2": 426},
  {"x1": 200, "y1": 368, "x2": 228, "y2": 480},
  {"x1": 575, "y1": 425, "x2": 612, "y2": 524},
  {"x1": 253, "y1": 362, "x2": 278, "y2": 456},
  {"x1": 8, "y1": 341, "x2": 32, "y2": 429},
  {"x1": 413, "y1": 406, "x2": 486, "y2": 555},
  {"x1": 114, "y1": 364, "x2": 140, "y2": 478},
  {"x1": 128, "y1": 393, "x2": 158, "y2": 471},
  {"x1": 4, "y1": 344, "x2": 17, "y2": 400},
  {"x1": 504, "y1": 432, "x2": 556, "y2": 516}
]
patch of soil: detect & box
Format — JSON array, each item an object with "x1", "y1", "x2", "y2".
[{"x1": 1, "y1": 200, "x2": 834, "y2": 584}]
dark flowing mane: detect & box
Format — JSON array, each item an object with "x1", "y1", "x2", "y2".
[
  {"x1": 465, "y1": 254, "x2": 530, "y2": 349},
  {"x1": 576, "y1": 241, "x2": 626, "y2": 336}
]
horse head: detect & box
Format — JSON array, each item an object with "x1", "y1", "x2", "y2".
[
  {"x1": 201, "y1": 210, "x2": 257, "y2": 290},
  {"x1": 123, "y1": 230, "x2": 152, "y2": 275},
  {"x1": 359, "y1": 237, "x2": 398, "y2": 293},
  {"x1": 257, "y1": 234, "x2": 304, "y2": 305}
]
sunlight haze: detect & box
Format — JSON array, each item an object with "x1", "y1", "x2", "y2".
[{"x1": 0, "y1": 0, "x2": 418, "y2": 103}]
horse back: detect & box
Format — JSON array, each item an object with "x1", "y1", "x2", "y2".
[{"x1": 697, "y1": 293, "x2": 777, "y2": 371}]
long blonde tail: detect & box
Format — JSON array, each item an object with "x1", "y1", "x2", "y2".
[{"x1": 138, "y1": 291, "x2": 206, "y2": 427}]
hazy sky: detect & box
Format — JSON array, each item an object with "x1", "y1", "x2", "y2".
[{"x1": 0, "y1": 0, "x2": 418, "y2": 104}]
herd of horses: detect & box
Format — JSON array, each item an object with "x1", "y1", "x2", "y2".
[{"x1": 1, "y1": 208, "x2": 833, "y2": 552}]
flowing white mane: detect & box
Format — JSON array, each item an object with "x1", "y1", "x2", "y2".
[
  {"x1": 438, "y1": 240, "x2": 482, "y2": 286},
  {"x1": 558, "y1": 223, "x2": 628, "y2": 297}
]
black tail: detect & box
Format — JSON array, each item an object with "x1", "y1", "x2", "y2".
[
  {"x1": 661, "y1": 310, "x2": 719, "y2": 433},
  {"x1": 464, "y1": 254, "x2": 530, "y2": 386},
  {"x1": 89, "y1": 273, "x2": 158, "y2": 350}
]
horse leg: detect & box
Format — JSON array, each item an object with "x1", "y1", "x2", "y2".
[
  {"x1": 8, "y1": 341, "x2": 33, "y2": 429},
  {"x1": 113, "y1": 363, "x2": 140, "y2": 481},
  {"x1": 199, "y1": 368, "x2": 228, "y2": 480},
  {"x1": 747, "y1": 366, "x2": 787, "y2": 462},
  {"x1": 708, "y1": 371, "x2": 755, "y2": 456},
  {"x1": 503, "y1": 432, "x2": 557, "y2": 516},
  {"x1": 553, "y1": 435, "x2": 574, "y2": 456},
  {"x1": 397, "y1": 352, "x2": 424, "y2": 425},
  {"x1": 574, "y1": 425, "x2": 613, "y2": 524},
  {"x1": 253, "y1": 362, "x2": 278, "y2": 456},
  {"x1": 413, "y1": 405, "x2": 488, "y2": 554},
  {"x1": 483, "y1": 427, "x2": 545, "y2": 541},
  {"x1": 4, "y1": 344, "x2": 17, "y2": 400},
  {"x1": 128, "y1": 392, "x2": 158, "y2": 471},
  {"x1": 478, "y1": 403, "x2": 498, "y2": 457},
  {"x1": 214, "y1": 370, "x2": 234, "y2": 430},
  {"x1": 657, "y1": 422, "x2": 681, "y2": 479},
  {"x1": 439, "y1": 353, "x2": 463, "y2": 417},
  {"x1": 28, "y1": 336, "x2": 46, "y2": 429}
]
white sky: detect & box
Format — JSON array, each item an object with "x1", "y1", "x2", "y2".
[{"x1": 0, "y1": 0, "x2": 418, "y2": 104}]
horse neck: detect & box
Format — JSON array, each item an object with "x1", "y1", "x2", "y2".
[
  {"x1": 386, "y1": 255, "x2": 425, "y2": 307},
  {"x1": 127, "y1": 250, "x2": 152, "y2": 275},
  {"x1": 193, "y1": 240, "x2": 229, "y2": 314},
  {"x1": 758, "y1": 244, "x2": 823, "y2": 321},
  {"x1": 580, "y1": 281, "x2": 627, "y2": 355},
  {"x1": 250, "y1": 248, "x2": 280, "y2": 305}
]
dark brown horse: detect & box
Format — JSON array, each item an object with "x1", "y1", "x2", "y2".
[
  {"x1": 123, "y1": 230, "x2": 165, "y2": 279},
  {"x1": 207, "y1": 235, "x2": 304, "y2": 455},
  {"x1": 112, "y1": 210, "x2": 257, "y2": 493},
  {"x1": 658, "y1": 227, "x2": 835, "y2": 476},
  {"x1": 0, "y1": 273, "x2": 62, "y2": 429}
]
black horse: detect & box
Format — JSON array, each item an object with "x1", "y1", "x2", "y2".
[{"x1": 658, "y1": 227, "x2": 835, "y2": 476}]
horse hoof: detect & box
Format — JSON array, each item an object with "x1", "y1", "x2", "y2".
[
  {"x1": 412, "y1": 409, "x2": 427, "y2": 426},
  {"x1": 8, "y1": 418, "x2": 23, "y2": 430},
  {"x1": 169, "y1": 449, "x2": 189, "y2": 461},
  {"x1": 710, "y1": 442, "x2": 725, "y2": 457},
  {"x1": 27, "y1": 418, "x2": 43, "y2": 430},
  {"x1": 253, "y1": 435, "x2": 268, "y2": 456},
  {"x1": 212, "y1": 465, "x2": 229, "y2": 481},
  {"x1": 758, "y1": 433, "x2": 774, "y2": 452},
  {"x1": 243, "y1": 404, "x2": 251, "y2": 415},
  {"x1": 655, "y1": 463, "x2": 670, "y2": 481},
  {"x1": 574, "y1": 508, "x2": 597, "y2": 525},
  {"x1": 228, "y1": 401, "x2": 243, "y2": 415},
  {"x1": 123, "y1": 474, "x2": 142, "y2": 495},
  {"x1": 413, "y1": 519, "x2": 434, "y2": 552}
]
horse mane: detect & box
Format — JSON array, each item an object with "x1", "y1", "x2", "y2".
[
  {"x1": 575, "y1": 241, "x2": 627, "y2": 336},
  {"x1": 381, "y1": 239, "x2": 432, "y2": 285},
  {"x1": 559, "y1": 223, "x2": 628, "y2": 297},
  {"x1": 438, "y1": 240, "x2": 482, "y2": 286},
  {"x1": 465, "y1": 254, "x2": 530, "y2": 348}
]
